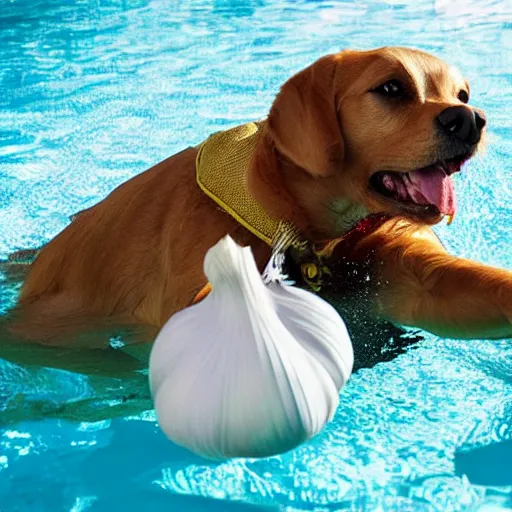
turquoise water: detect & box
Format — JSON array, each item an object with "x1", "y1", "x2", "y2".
[{"x1": 1, "y1": 0, "x2": 511, "y2": 510}]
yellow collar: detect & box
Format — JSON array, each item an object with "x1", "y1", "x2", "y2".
[{"x1": 196, "y1": 121, "x2": 285, "y2": 246}]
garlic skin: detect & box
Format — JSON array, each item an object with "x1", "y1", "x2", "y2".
[{"x1": 149, "y1": 236, "x2": 353, "y2": 460}]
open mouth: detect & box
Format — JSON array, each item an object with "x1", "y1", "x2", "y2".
[{"x1": 369, "y1": 154, "x2": 470, "y2": 221}]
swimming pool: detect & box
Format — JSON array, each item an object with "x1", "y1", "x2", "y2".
[{"x1": 0, "y1": 0, "x2": 511, "y2": 509}]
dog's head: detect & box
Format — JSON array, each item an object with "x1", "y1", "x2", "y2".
[{"x1": 255, "y1": 47, "x2": 486, "y2": 238}]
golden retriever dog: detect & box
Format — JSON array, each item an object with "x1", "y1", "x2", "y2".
[{"x1": 1, "y1": 46, "x2": 511, "y2": 378}]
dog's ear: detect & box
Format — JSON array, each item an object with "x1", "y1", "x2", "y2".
[{"x1": 267, "y1": 54, "x2": 344, "y2": 178}]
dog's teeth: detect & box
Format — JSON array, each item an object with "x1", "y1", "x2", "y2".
[{"x1": 382, "y1": 174, "x2": 395, "y2": 191}]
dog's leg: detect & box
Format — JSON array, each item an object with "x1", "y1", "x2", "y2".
[{"x1": 372, "y1": 238, "x2": 512, "y2": 340}]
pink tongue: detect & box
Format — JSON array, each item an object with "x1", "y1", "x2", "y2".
[{"x1": 406, "y1": 166, "x2": 457, "y2": 216}]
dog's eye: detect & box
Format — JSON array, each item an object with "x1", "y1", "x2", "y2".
[
  {"x1": 457, "y1": 89, "x2": 469, "y2": 103},
  {"x1": 372, "y1": 79, "x2": 405, "y2": 98}
]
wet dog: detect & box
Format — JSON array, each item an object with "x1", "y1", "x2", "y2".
[{"x1": 1, "y1": 47, "x2": 511, "y2": 377}]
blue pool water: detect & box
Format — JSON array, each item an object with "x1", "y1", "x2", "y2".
[{"x1": 0, "y1": 0, "x2": 511, "y2": 510}]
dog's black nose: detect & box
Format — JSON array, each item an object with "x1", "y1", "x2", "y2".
[{"x1": 437, "y1": 106, "x2": 486, "y2": 145}]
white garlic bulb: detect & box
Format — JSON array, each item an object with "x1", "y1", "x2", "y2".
[{"x1": 149, "y1": 236, "x2": 353, "y2": 460}]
